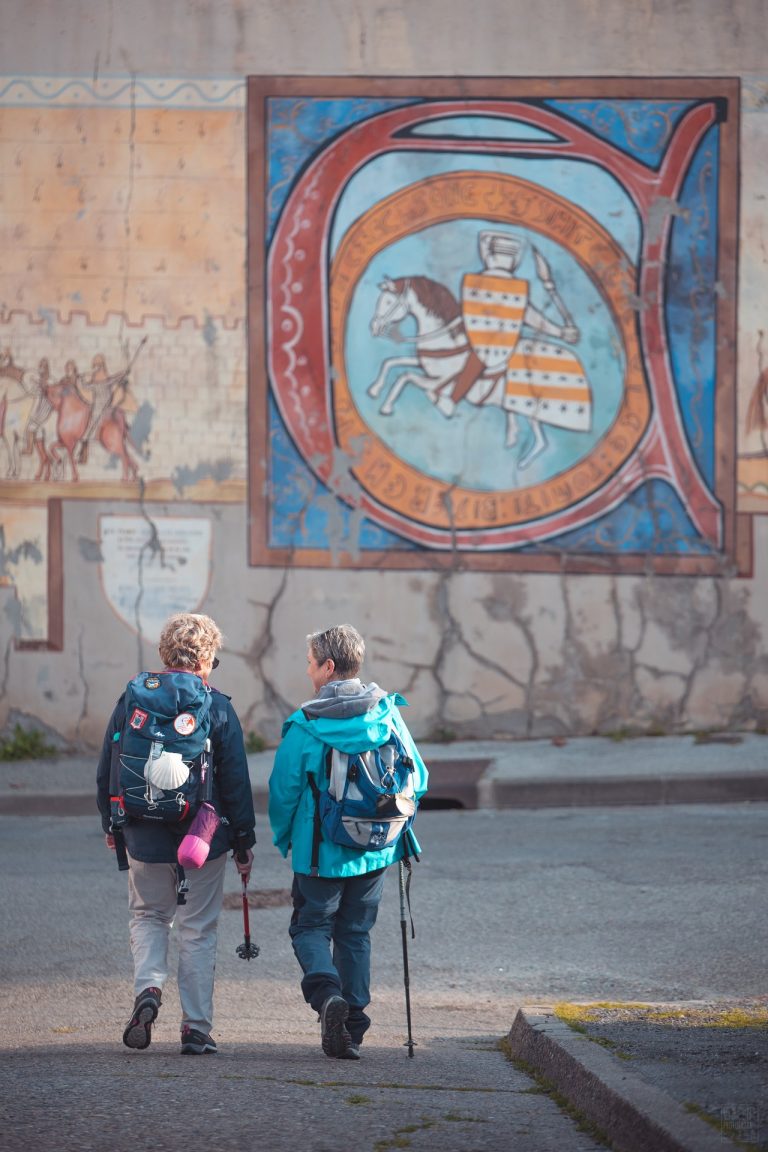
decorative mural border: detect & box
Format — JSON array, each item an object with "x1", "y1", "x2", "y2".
[
  {"x1": 0, "y1": 74, "x2": 244, "y2": 109},
  {"x1": 248, "y1": 76, "x2": 741, "y2": 574}
]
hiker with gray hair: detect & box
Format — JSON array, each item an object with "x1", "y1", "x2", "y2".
[
  {"x1": 269, "y1": 624, "x2": 429, "y2": 1060},
  {"x1": 97, "y1": 611, "x2": 255, "y2": 1056}
]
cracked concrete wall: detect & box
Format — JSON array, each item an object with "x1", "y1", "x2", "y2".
[
  {"x1": 1, "y1": 501, "x2": 765, "y2": 749},
  {"x1": 0, "y1": 0, "x2": 767, "y2": 749}
]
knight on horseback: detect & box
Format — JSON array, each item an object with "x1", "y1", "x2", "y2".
[
  {"x1": 76, "y1": 354, "x2": 131, "y2": 464},
  {"x1": 435, "y1": 231, "x2": 580, "y2": 419},
  {"x1": 368, "y1": 230, "x2": 591, "y2": 469}
]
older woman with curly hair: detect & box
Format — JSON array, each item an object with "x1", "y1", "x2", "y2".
[{"x1": 97, "y1": 612, "x2": 255, "y2": 1056}]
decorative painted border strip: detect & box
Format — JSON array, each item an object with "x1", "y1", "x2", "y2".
[
  {"x1": 0, "y1": 308, "x2": 244, "y2": 332},
  {"x1": 0, "y1": 74, "x2": 245, "y2": 109}
]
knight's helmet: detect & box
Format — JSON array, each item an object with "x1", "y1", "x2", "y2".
[{"x1": 478, "y1": 230, "x2": 525, "y2": 274}]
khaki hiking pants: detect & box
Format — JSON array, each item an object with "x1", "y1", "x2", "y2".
[{"x1": 127, "y1": 853, "x2": 227, "y2": 1035}]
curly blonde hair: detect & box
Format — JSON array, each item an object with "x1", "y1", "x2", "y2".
[{"x1": 158, "y1": 612, "x2": 222, "y2": 670}]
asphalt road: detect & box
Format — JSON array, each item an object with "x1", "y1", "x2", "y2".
[{"x1": 1, "y1": 804, "x2": 766, "y2": 1151}]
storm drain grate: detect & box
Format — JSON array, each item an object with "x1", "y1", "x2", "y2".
[{"x1": 419, "y1": 759, "x2": 491, "y2": 810}]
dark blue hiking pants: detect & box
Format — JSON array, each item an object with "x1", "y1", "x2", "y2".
[{"x1": 289, "y1": 868, "x2": 387, "y2": 1045}]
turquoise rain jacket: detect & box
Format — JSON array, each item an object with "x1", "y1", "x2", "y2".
[{"x1": 269, "y1": 681, "x2": 429, "y2": 878}]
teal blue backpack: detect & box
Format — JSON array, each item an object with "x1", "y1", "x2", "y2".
[{"x1": 308, "y1": 730, "x2": 417, "y2": 868}]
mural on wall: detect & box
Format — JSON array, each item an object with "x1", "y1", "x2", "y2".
[
  {"x1": 0, "y1": 75, "x2": 248, "y2": 644},
  {"x1": 249, "y1": 77, "x2": 743, "y2": 573},
  {"x1": 738, "y1": 80, "x2": 768, "y2": 516}
]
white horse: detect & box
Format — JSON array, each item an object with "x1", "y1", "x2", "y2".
[
  {"x1": 368, "y1": 275, "x2": 547, "y2": 467},
  {"x1": 0, "y1": 351, "x2": 50, "y2": 479}
]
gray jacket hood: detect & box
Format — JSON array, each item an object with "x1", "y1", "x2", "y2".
[{"x1": 300, "y1": 678, "x2": 387, "y2": 719}]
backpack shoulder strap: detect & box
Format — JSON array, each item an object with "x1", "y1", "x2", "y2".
[
  {"x1": 307, "y1": 772, "x2": 322, "y2": 877},
  {"x1": 390, "y1": 727, "x2": 413, "y2": 766}
]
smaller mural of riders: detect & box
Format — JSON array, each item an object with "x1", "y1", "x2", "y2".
[
  {"x1": 249, "y1": 77, "x2": 739, "y2": 572},
  {"x1": 0, "y1": 342, "x2": 142, "y2": 484}
]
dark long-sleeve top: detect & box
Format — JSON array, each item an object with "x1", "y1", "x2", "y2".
[{"x1": 97, "y1": 684, "x2": 256, "y2": 864}]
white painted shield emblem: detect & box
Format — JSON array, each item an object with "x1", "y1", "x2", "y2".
[
  {"x1": 99, "y1": 515, "x2": 212, "y2": 643},
  {"x1": 461, "y1": 274, "x2": 528, "y2": 370}
]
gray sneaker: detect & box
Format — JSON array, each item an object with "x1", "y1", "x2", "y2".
[
  {"x1": 180, "y1": 1027, "x2": 218, "y2": 1055},
  {"x1": 320, "y1": 995, "x2": 351, "y2": 1058},
  {"x1": 122, "y1": 986, "x2": 162, "y2": 1050},
  {"x1": 337, "y1": 1042, "x2": 361, "y2": 1060}
]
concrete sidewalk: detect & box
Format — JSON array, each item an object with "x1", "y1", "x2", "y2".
[
  {"x1": 1, "y1": 731, "x2": 767, "y2": 815},
  {"x1": 1, "y1": 731, "x2": 767, "y2": 1151}
]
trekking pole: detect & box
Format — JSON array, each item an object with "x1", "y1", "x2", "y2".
[
  {"x1": 398, "y1": 859, "x2": 416, "y2": 1056},
  {"x1": 235, "y1": 852, "x2": 260, "y2": 961}
]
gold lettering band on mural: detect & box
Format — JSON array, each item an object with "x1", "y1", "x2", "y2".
[{"x1": 330, "y1": 171, "x2": 650, "y2": 532}]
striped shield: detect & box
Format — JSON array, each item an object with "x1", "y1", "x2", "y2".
[
  {"x1": 461, "y1": 273, "x2": 528, "y2": 371},
  {"x1": 505, "y1": 338, "x2": 593, "y2": 431}
]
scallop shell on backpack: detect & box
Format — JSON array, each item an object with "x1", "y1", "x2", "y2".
[{"x1": 145, "y1": 750, "x2": 190, "y2": 790}]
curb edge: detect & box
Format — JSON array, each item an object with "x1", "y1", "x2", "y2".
[{"x1": 506, "y1": 1007, "x2": 726, "y2": 1152}]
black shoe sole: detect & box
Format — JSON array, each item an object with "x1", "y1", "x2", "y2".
[
  {"x1": 122, "y1": 1001, "x2": 159, "y2": 1050},
  {"x1": 321, "y1": 997, "x2": 351, "y2": 1058},
  {"x1": 180, "y1": 1038, "x2": 217, "y2": 1055}
]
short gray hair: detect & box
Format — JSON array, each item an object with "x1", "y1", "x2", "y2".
[{"x1": 307, "y1": 624, "x2": 364, "y2": 678}]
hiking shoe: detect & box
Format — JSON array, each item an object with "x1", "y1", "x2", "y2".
[
  {"x1": 122, "y1": 986, "x2": 162, "y2": 1050},
  {"x1": 337, "y1": 1042, "x2": 361, "y2": 1060},
  {"x1": 320, "y1": 995, "x2": 352, "y2": 1058},
  {"x1": 180, "y1": 1026, "x2": 218, "y2": 1055}
]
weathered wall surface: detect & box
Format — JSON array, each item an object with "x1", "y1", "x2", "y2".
[{"x1": 0, "y1": 0, "x2": 766, "y2": 750}]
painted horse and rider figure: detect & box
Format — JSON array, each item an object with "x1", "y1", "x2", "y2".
[
  {"x1": 368, "y1": 230, "x2": 592, "y2": 471},
  {"x1": 0, "y1": 338, "x2": 144, "y2": 482}
]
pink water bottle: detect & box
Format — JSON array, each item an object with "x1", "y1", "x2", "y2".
[{"x1": 177, "y1": 802, "x2": 221, "y2": 869}]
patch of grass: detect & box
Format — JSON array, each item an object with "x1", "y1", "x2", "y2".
[
  {"x1": 554, "y1": 1001, "x2": 768, "y2": 1029},
  {"x1": 376, "y1": 1081, "x2": 498, "y2": 1093},
  {"x1": 0, "y1": 724, "x2": 57, "y2": 761},
  {"x1": 428, "y1": 726, "x2": 457, "y2": 743},
  {"x1": 692, "y1": 729, "x2": 743, "y2": 745},
  {"x1": 346, "y1": 1094, "x2": 371, "y2": 1106},
  {"x1": 375, "y1": 1118, "x2": 439, "y2": 1151},
  {"x1": 552, "y1": 1009, "x2": 632, "y2": 1059},
  {"x1": 648, "y1": 1006, "x2": 768, "y2": 1028},
  {"x1": 443, "y1": 1111, "x2": 486, "y2": 1123},
  {"x1": 245, "y1": 730, "x2": 267, "y2": 753},
  {"x1": 602, "y1": 727, "x2": 635, "y2": 742},
  {"x1": 554, "y1": 1001, "x2": 650, "y2": 1022}
]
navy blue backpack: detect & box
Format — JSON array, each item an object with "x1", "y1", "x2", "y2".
[{"x1": 110, "y1": 670, "x2": 213, "y2": 826}]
